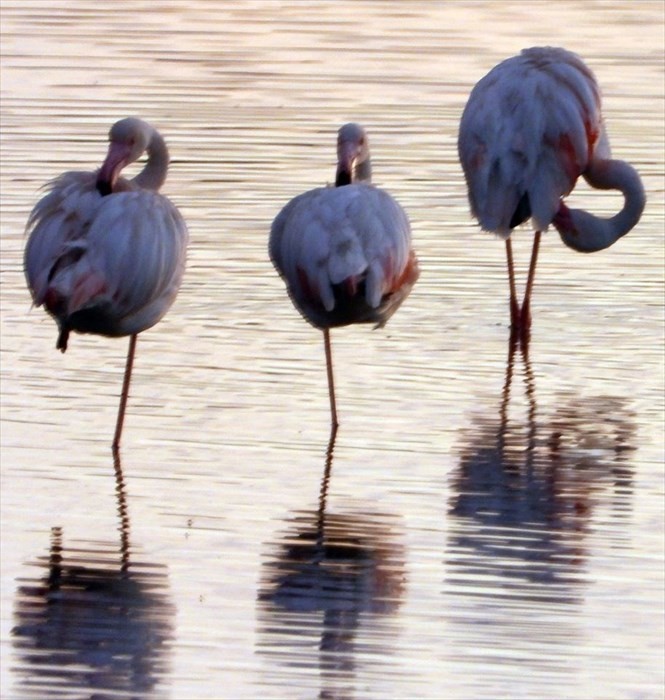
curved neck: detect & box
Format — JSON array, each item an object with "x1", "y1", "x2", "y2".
[
  {"x1": 554, "y1": 158, "x2": 645, "y2": 253},
  {"x1": 133, "y1": 130, "x2": 169, "y2": 191},
  {"x1": 335, "y1": 157, "x2": 372, "y2": 187}
]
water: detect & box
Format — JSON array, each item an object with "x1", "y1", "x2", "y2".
[{"x1": 1, "y1": 2, "x2": 663, "y2": 698}]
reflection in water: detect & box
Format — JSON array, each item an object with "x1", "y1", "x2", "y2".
[
  {"x1": 257, "y1": 431, "x2": 406, "y2": 698},
  {"x1": 446, "y1": 340, "x2": 636, "y2": 671},
  {"x1": 11, "y1": 449, "x2": 175, "y2": 700}
]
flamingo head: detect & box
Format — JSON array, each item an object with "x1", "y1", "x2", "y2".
[
  {"x1": 96, "y1": 118, "x2": 154, "y2": 196},
  {"x1": 553, "y1": 201, "x2": 617, "y2": 254},
  {"x1": 552, "y1": 202, "x2": 576, "y2": 236},
  {"x1": 335, "y1": 122, "x2": 371, "y2": 186}
]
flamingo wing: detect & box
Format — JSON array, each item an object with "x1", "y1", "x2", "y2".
[
  {"x1": 24, "y1": 171, "x2": 101, "y2": 306},
  {"x1": 80, "y1": 191, "x2": 189, "y2": 335},
  {"x1": 458, "y1": 46, "x2": 604, "y2": 235}
]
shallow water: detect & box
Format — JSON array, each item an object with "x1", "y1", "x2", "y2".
[{"x1": 1, "y1": 2, "x2": 664, "y2": 699}]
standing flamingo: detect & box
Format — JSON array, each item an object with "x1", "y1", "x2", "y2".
[
  {"x1": 458, "y1": 46, "x2": 645, "y2": 343},
  {"x1": 270, "y1": 123, "x2": 419, "y2": 430},
  {"x1": 24, "y1": 117, "x2": 189, "y2": 450}
]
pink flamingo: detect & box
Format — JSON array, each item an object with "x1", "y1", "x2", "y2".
[
  {"x1": 458, "y1": 47, "x2": 645, "y2": 343},
  {"x1": 270, "y1": 123, "x2": 419, "y2": 430},
  {"x1": 24, "y1": 117, "x2": 189, "y2": 449}
]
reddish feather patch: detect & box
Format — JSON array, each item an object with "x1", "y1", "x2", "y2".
[
  {"x1": 388, "y1": 251, "x2": 419, "y2": 294},
  {"x1": 44, "y1": 288, "x2": 65, "y2": 315},
  {"x1": 584, "y1": 118, "x2": 599, "y2": 162},
  {"x1": 556, "y1": 132, "x2": 583, "y2": 186},
  {"x1": 297, "y1": 266, "x2": 319, "y2": 303},
  {"x1": 69, "y1": 272, "x2": 108, "y2": 313}
]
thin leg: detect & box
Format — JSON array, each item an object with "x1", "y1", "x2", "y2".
[
  {"x1": 505, "y1": 238, "x2": 520, "y2": 332},
  {"x1": 317, "y1": 421, "x2": 338, "y2": 539},
  {"x1": 519, "y1": 336, "x2": 538, "y2": 470},
  {"x1": 498, "y1": 330, "x2": 518, "y2": 459},
  {"x1": 520, "y1": 230, "x2": 542, "y2": 345},
  {"x1": 323, "y1": 329, "x2": 339, "y2": 431},
  {"x1": 113, "y1": 334, "x2": 138, "y2": 451},
  {"x1": 112, "y1": 445, "x2": 131, "y2": 571}
]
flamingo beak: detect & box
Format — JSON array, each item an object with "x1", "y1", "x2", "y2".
[
  {"x1": 552, "y1": 202, "x2": 575, "y2": 236},
  {"x1": 96, "y1": 141, "x2": 132, "y2": 196},
  {"x1": 338, "y1": 141, "x2": 358, "y2": 172},
  {"x1": 335, "y1": 141, "x2": 359, "y2": 186}
]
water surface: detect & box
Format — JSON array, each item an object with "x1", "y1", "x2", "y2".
[{"x1": 1, "y1": 2, "x2": 663, "y2": 698}]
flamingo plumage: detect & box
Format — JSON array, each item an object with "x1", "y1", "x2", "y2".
[
  {"x1": 24, "y1": 117, "x2": 188, "y2": 449},
  {"x1": 270, "y1": 123, "x2": 419, "y2": 430},
  {"x1": 458, "y1": 46, "x2": 645, "y2": 344}
]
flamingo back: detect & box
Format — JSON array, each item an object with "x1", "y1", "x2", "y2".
[
  {"x1": 458, "y1": 46, "x2": 605, "y2": 236},
  {"x1": 24, "y1": 172, "x2": 102, "y2": 304},
  {"x1": 270, "y1": 183, "x2": 418, "y2": 329}
]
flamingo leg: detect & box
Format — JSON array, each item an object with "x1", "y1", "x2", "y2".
[
  {"x1": 498, "y1": 330, "x2": 518, "y2": 459},
  {"x1": 505, "y1": 238, "x2": 520, "y2": 332},
  {"x1": 323, "y1": 329, "x2": 339, "y2": 431},
  {"x1": 112, "y1": 334, "x2": 138, "y2": 451},
  {"x1": 520, "y1": 230, "x2": 542, "y2": 344}
]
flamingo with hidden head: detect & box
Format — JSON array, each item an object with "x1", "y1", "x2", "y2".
[
  {"x1": 458, "y1": 46, "x2": 645, "y2": 344},
  {"x1": 24, "y1": 117, "x2": 189, "y2": 450},
  {"x1": 270, "y1": 123, "x2": 419, "y2": 431}
]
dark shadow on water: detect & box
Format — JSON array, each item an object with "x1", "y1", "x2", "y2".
[
  {"x1": 11, "y1": 448, "x2": 175, "y2": 700},
  {"x1": 445, "y1": 338, "x2": 636, "y2": 668},
  {"x1": 256, "y1": 429, "x2": 406, "y2": 699}
]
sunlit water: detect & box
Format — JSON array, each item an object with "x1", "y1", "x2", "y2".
[{"x1": 1, "y1": 2, "x2": 663, "y2": 699}]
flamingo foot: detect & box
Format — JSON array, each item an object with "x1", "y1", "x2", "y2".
[
  {"x1": 519, "y1": 300, "x2": 532, "y2": 348},
  {"x1": 508, "y1": 299, "x2": 532, "y2": 349},
  {"x1": 509, "y1": 296, "x2": 521, "y2": 329},
  {"x1": 509, "y1": 295, "x2": 521, "y2": 345}
]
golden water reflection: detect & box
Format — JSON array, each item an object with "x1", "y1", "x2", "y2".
[
  {"x1": 445, "y1": 342, "x2": 636, "y2": 679},
  {"x1": 257, "y1": 435, "x2": 406, "y2": 698},
  {"x1": 1, "y1": 1, "x2": 662, "y2": 698},
  {"x1": 11, "y1": 451, "x2": 175, "y2": 700}
]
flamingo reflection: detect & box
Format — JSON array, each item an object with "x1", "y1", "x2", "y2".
[
  {"x1": 445, "y1": 339, "x2": 636, "y2": 675},
  {"x1": 11, "y1": 449, "x2": 175, "y2": 699},
  {"x1": 257, "y1": 430, "x2": 406, "y2": 698}
]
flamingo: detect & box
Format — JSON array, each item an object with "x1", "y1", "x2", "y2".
[
  {"x1": 458, "y1": 46, "x2": 645, "y2": 343},
  {"x1": 24, "y1": 117, "x2": 189, "y2": 450},
  {"x1": 269, "y1": 123, "x2": 419, "y2": 430}
]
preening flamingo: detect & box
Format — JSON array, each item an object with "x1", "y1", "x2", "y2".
[
  {"x1": 270, "y1": 123, "x2": 419, "y2": 430},
  {"x1": 458, "y1": 46, "x2": 645, "y2": 343},
  {"x1": 24, "y1": 117, "x2": 189, "y2": 449}
]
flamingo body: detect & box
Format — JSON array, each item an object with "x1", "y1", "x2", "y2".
[
  {"x1": 24, "y1": 117, "x2": 188, "y2": 448},
  {"x1": 458, "y1": 47, "x2": 645, "y2": 340},
  {"x1": 270, "y1": 123, "x2": 419, "y2": 428},
  {"x1": 459, "y1": 46, "x2": 608, "y2": 238},
  {"x1": 25, "y1": 173, "x2": 187, "y2": 348},
  {"x1": 270, "y1": 182, "x2": 418, "y2": 330}
]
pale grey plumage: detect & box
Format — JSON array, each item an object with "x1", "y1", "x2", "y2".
[
  {"x1": 270, "y1": 182, "x2": 415, "y2": 329},
  {"x1": 457, "y1": 46, "x2": 645, "y2": 343},
  {"x1": 24, "y1": 118, "x2": 188, "y2": 350},
  {"x1": 270, "y1": 124, "x2": 418, "y2": 330},
  {"x1": 458, "y1": 46, "x2": 644, "y2": 249},
  {"x1": 23, "y1": 117, "x2": 188, "y2": 449},
  {"x1": 269, "y1": 123, "x2": 419, "y2": 429}
]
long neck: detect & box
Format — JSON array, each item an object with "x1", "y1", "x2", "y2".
[
  {"x1": 335, "y1": 157, "x2": 372, "y2": 187},
  {"x1": 353, "y1": 157, "x2": 372, "y2": 184},
  {"x1": 132, "y1": 130, "x2": 169, "y2": 191},
  {"x1": 554, "y1": 158, "x2": 645, "y2": 253}
]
